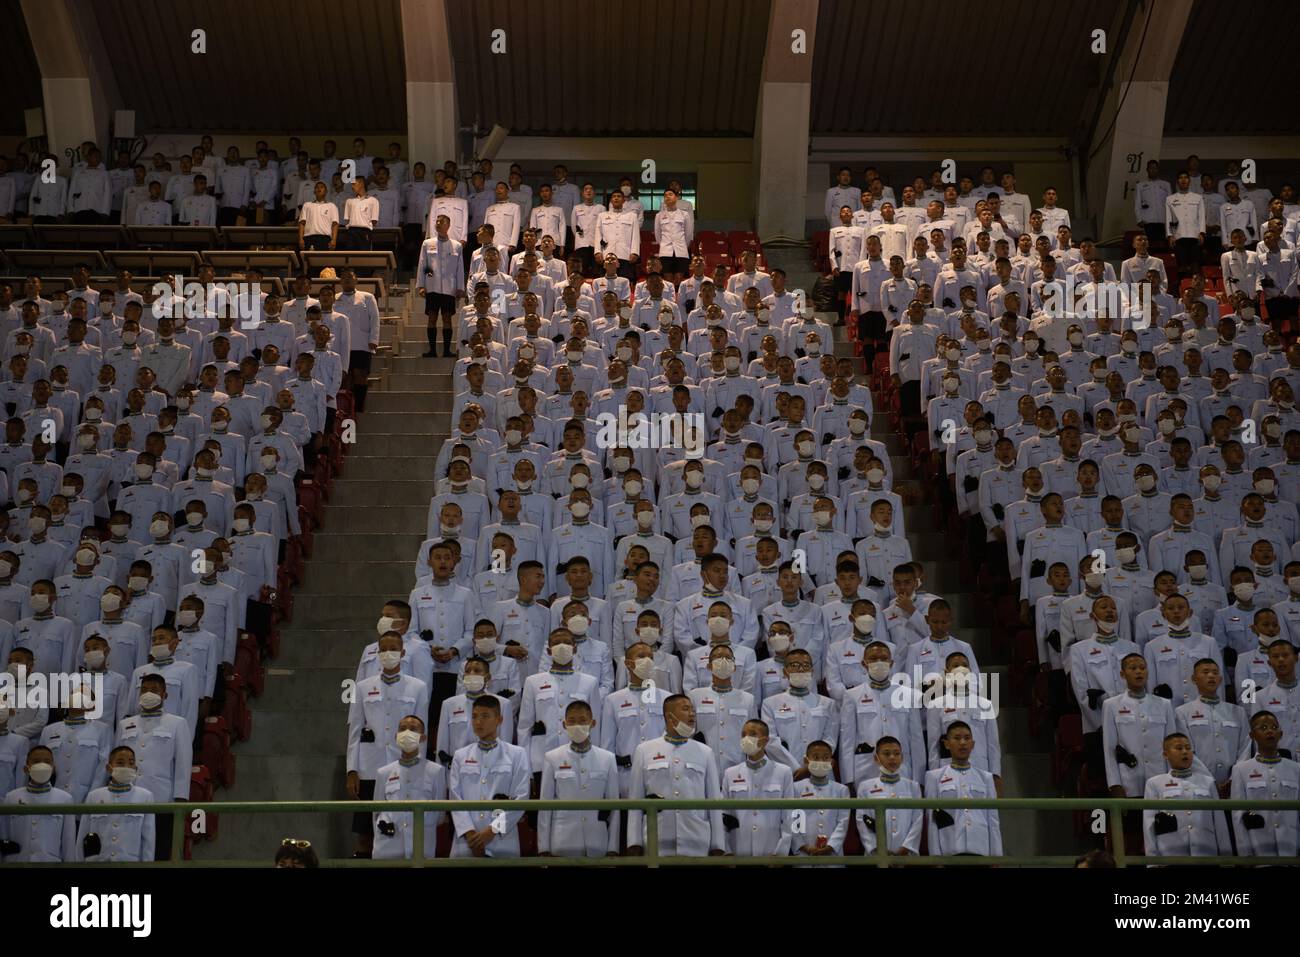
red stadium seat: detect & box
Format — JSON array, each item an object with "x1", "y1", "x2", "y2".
[
  {"x1": 1053, "y1": 714, "x2": 1084, "y2": 786},
  {"x1": 236, "y1": 633, "x2": 265, "y2": 696},
  {"x1": 200, "y1": 716, "x2": 236, "y2": 789}
]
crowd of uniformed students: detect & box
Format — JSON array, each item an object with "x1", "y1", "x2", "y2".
[
  {"x1": 340, "y1": 155, "x2": 1299, "y2": 862},
  {"x1": 0, "y1": 140, "x2": 374, "y2": 861},
  {"x1": 2, "y1": 144, "x2": 1298, "y2": 864}
]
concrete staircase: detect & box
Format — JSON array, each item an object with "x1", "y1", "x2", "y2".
[
  {"x1": 196, "y1": 292, "x2": 452, "y2": 861},
  {"x1": 764, "y1": 245, "x2": 1067, "y2": 861}
]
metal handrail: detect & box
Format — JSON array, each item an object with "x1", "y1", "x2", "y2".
[{"x1": 1, "y1": 796, "x2": 1295, "y2": 867}]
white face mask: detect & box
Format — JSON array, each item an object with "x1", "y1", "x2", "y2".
[
  {"x1": 77, "y1": 432, "x2": 97, "y2": 450},
  {"x1": 1136, "y1": 474, "x2": 1157, "y2": 492},
  {"x1": 30, "y1": 593, "x2": 50, "y2": 613},
  {"x1": 788, "y1": 671, "x2": 813, "y2": 689},
  {"x1": 139, "y1": 692, "x2": 163, "y2": 711},
  {"x1": 797, "y1": 440, "x2": 815, "y2": 458},
  {"x1": 855, "y1": 614, "x2": 876, "y2": 634},
  {"x1": 768, "y1": 633, "x2": 792, "y2": 653},
  {"x1": 1255, "y1": 479, "x2": 1276, "y2": 496},
  {"x1": 1095, "y1": 618, "x2": 1116, "y2": 635},
  {"x1": 674, "y1": 720, "x2": 695, "y2": 738},
  {"x1": 261, "y1": 454, "x2": 277, "y2": 470},
  {"x1": 710, "y1": 657, "x2": 736, "y2": 678},
  {"x1": 1187, "y1": 564, "x2": 1208, "y2": 582},
  {"x1": 848, "y1": 419, "x2": 867, "y2": 435},
  {"x1": 176, "y1": 609, "x2": 198, "y2": 628},
  {"x1": 635, "y1": 510, "x2": 655, "y2": 529},
  {"x1": 752, "y1": 518, "x2": 774, "y2": 534},
  {"x1": 867, "y1": 660, "x2": 892, "y2": 682},
  {"x1": 562, "y1": 722, "x2": 593, "y2": 744},
  {"x1": 684, "y1": 470, "x2": 704, "y2": 489},
  {"x1": 28, "y1": 763, "x2": 54, "y2": 785},
  {"x1": 1084, "y1": 572, "x2": 1104, "y2": 589},
  {"x1": 724, "y1": 356, "x2": 741, "y2": 372},
  {"x1": 740, "y1": 735, "x2": 763, "y2": 757},
  {"x1": 84, "y1": 649, "x2": 105, "y2": 669},
  {"x1": 570, "y1": 501, "x2": 591, "y2": 520},
  {"x1": 689, "y1": 513, "x2": 710, "y2": 529},
  {"x1": 807, "y1": 473, "x2": 826, "y2": 491},
  {"x1": 1121, "y1": 340, "x2": 1138, "y2": 354},
  {"x1": 100, "y1": 593, "x2": 121, "y2": 613},
  {"x1": 1233, "y1": 582, "x2": 1256, "y2": 602},
  {"x1": 185, "y1": 511, "x2": 204, "y2": 527},
  {"x1": 473, "y1": 636, "x2": 497, "y2": 656},
  {"x1": 942, "y1": 378, "x2": 960, "y2": 394},
  {"x1": 613, "y1": 456, "x2": 631, "y2": 473},
  {"x1": 378, "y1": 650, "x2": 402, "y2": 670},
  {"x1": 396, "y1": 730, "x2": 422, "y2": 752},
  {"x1": 128, "y1": 576, "x2": 149, "y2": 594},
  {"x1": 1114, "y1": 547, "x2": 1136, "y2": 565},
  {"x1": 740, "y1": 478, "x2": 760, "y2": 496},
  {"x1": 707, "y1": 616, "x2": 730, "y2": 638},
  {"x1": 504, "y1": 429, "x2": 522, "y2": 446},
  {"x1": 566, "y1": 615, "x2": 589, "y2": 636},
  {"x1": 570, "y1": 472, "x2": 590, "y2": 489},
  {"x1": 150, "y1": 643, "x2": 171, "y2": 661},
  {"x1": 462, "y1": 674, "x2": 486, "y2": 693},
  {"x1": 1202, "y1": 474, "x2": 1221, "y2": 492},
  {"x1": 866, "y1": 467, "x2": 885, "y2": 484},
  {"x1": 75, "y1": 548, "x2": 97, "y2": 566},
  {"x1": 813, "y1": 509, "x2": 833, "y2": 527},
  {"x1": 632, "y1": 656, "x2": 656, "y2": 679},
  {"x1": 110, "y1": 765, "x2": 138, "y2": 786},
  {"x1": 550, "y1": 643, "x2": 575, "y2": 665}
]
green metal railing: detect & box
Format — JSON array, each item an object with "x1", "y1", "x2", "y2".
[{"x1": 1, "y1": 797, "x2": 1296, "y2": 867}]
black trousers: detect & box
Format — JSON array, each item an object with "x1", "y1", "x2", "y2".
[
  {"x1": 576, "y1": 247, "x2": 597, "y2": 277},
  {"x1": 616, "y1": 259, "x2": 637, "y2": 283},
  {"x1": 70, "y1": 210, "x2": 107, "y2": 224},
  {"x1": 1141, "y1": 222, "x2": 1167, "y2": 246},
  {"x1": 1173, "y1": 237, "x2": 1202, "y2": 275},
  {"x1": 217, "y1": 206, "x2": 245, "y2": 227},
  {"x1": 345, "y1": 226, "x2": 373, "y2": 250},
  {"x1": 303, "y1": 234, "x2": 330, "y2": 252}
]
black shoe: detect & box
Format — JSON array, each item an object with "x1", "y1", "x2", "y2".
[{"x1": 422, "y1": 349, "x2": 438, "y2": 358}]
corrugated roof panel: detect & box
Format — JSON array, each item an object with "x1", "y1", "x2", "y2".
[
  {"x1": 811, "y1": 0, "x2": 1123, "y2": 135},
  {"x1": 86, "y1": 0, "x2": 406, "y2": 132},
  {"x1": 447, "y1": 0, "x2": 769, "y2": 136}
]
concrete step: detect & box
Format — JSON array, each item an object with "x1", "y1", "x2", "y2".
[
  {"x1": 362, "y1": 391, "x2": 453, "y2": 414},
  {"x1": 349, "y1": 433, "x2": 450, "y2": 458},
  {"x1": 250, "y1": 666, "x2": 355, "y2": 712},
  {"x1": 292, "y1": 593, "x2": 416, "y2": 626},
  {"x1": 274, "y1": 628, "x2": 386, "y2": 669},
  {"x1": 355, "y1": 412, "x2": 452, "y2": 434},
  {"x1": 320, "y1": 504, "x2": 431, "y2": 534},
  {"x1": 311, "y1": 531, "x2": 428, "y2": 562},
  {"x1": 338, "y1": 456, "x2": 441, "y2": 481},
  {"x1": 329, "y1": 479, "x2": 438, "y2": 507},
  {"x1": 379, "y1": 374, "x2": 455, "y2": 392},
  {"x1": 294, "y1": 560, "x2": 420, "y2": 594},
  {"x1": 387, "y1": 355, "x2": 460, "y2": 374}
]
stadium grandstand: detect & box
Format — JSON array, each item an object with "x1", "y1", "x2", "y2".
[{"x1": 0, "y1": 0, "x2": 1296, "y2": 905}]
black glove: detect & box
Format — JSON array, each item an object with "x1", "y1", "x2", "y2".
[
  {"x1": 939, "y1": 740, "x2": 951, "y2": 759},
  {"x1": 992, "y1": 503, "x2": 1004, "y2": 521},
  {"x1": 419, "y1": 629, "x2": 433, "y2": 642},
  {"x1": 82, "y1": 833, "x2": 101, "y2": 857},
  {"x1": 1086, "y1": 688, "x2": 1105, "y2": 710},
  {"x1": 795, "y1": 348, "x2": 806, "y2": 359},
  {"x1": 963, "y1": 475, "x2": 979, "y2": 493},
  {"x1": 711, "y1": 406, "x2": 724, "y2": 419},
  {"x1": 377, "y1": 820, "x2": 396, "y2": 837},
  {"x1": 437, "y1": 750, "x2": 453, "y2": 766},
  {"x1": 1279, "y1": 748, "x2": 1293, "y2": 761},
  {"x1": 645, "y1": 792, "x2": 663, "y2": 801},
  {"x1": 854, "y1": 741, "x2": 874, "y2": 755},
  {"x1": 1045, "y1": 629, "x2": 1061, "y2": 652},
  {"x1": 1029, "y1": 558, "x2": 1046, "y2": 578},
  {"x1": 497, "y1": 688, "x2": 515, "y2": 699},
  {"x1": 822, "y1": 432, "x2": 835, "y2": 445},
  {"x1": 1153, "y1": 683, "x2": 1172, "y2": 700},
  {"x1": 1223, "y1": 647, "x2": 1238, "y2": 668},
  {"x1": 1152, "y1": 811, "x2": 1177, "y2": 836},
  {"x1": 1242, "y1": 811, "x2": 1265, "y2": 831},
  {"x1": 943, "y1": 298, "x2": 955, "y2": 308},
  {"x1": 616, "y1": 754, "x2": 631, "y2": 769},
  {"x1": 0, "y1": 840, "x2": 19, "y2": 855},
  {"x1": 1016, "y1": 538, "x2": 1026, "y2": 555},
  {"x1": 1114, "y1": 744, "x2": 1138, "y2": 768},
  {"x1": 596, "y1": 809, "x2": 611, "y2": 823},
  {"x1": 692, "y1": 731, "x2": 707, "y2": 744},
  {"x1": 359, "y1": 727, "x2": 376, "y2": 743},
  {"x1": 530, "y1": 720, "x2": 547, "y2": 735},
  {"x1": 861, "y1": 813, "x2": 876, "y2": 830},
  {"x1": 555, "y1": 562, "x2": 568, "y2": 576},
  {"x1": 747, "y1": 351, "x2": 757, "y2": 363},
  {"x1": 867, "y1": 576, "x2": 885, "y2": 588},
  {"x1": 838, "y1": 466, "x2": 851, "y2": 481},
  {"x1": 492, "y1": 793, "x2": 509, "y2": 801},
  {"x1": 722, "y1": 813, "x2": 740, "y2": 831},
  {"x1": 932, "y1": 809, "x2": 954, "y2": 829},
  {"x1": 694, "y1": 636, "x2": 707, "y2": 646},
  {"x1": 552, "y1": 334, "x2": 565, "y2": 344}
]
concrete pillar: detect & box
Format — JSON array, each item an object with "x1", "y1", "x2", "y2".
[
  {"x1": 20, "y1": 0, "x2": 108, "y2": 156},
  {"x1": 401, "y1": 0, "x2": 458, "y2": 174},
  {"x1": 1084, "y1": 0, "x2": 1193, "y2": 241},
  {"x1": 754, "y1": 0, "x2": 818, "y2": 241}
]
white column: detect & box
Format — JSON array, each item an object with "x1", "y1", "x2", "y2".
[
  {"x1": 754, "y1": 0, "x2": 818, "y2": 241},
  {"x1": 401, "y1": 0, "x2": 458, "y2": 173}
]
